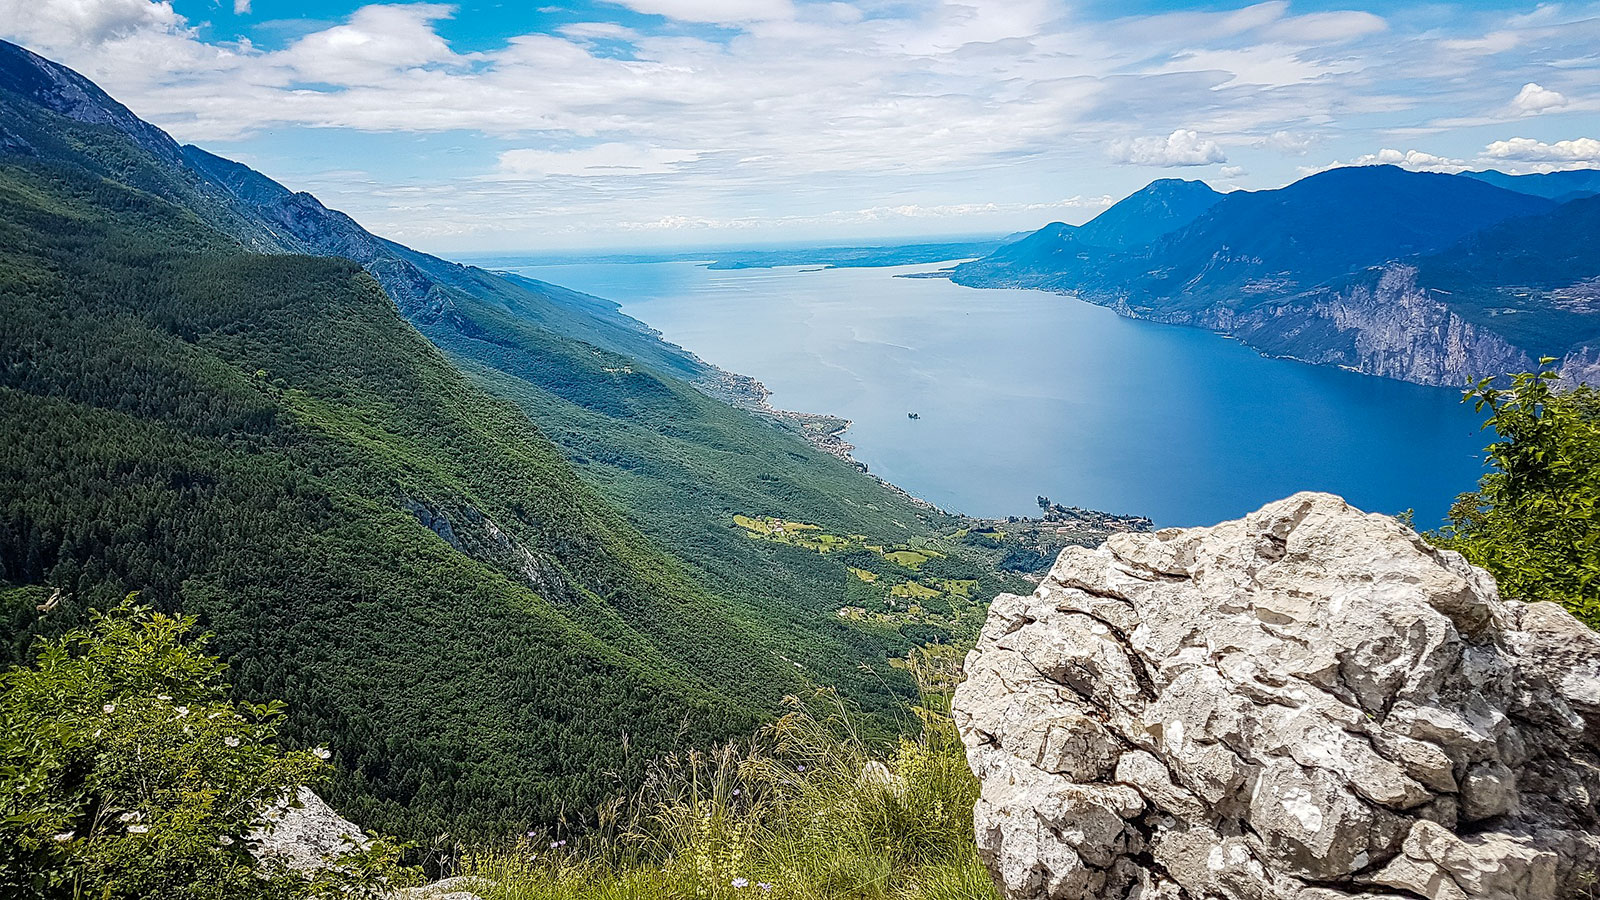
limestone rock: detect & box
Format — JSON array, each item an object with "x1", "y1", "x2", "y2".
[
  {"x1": 250, "y1": 787, "x2": 488, "y2": 899},
  {"x1": 249, "y1": 787, "x2": 370, "y2": 874},
  {"x1": 953, "y1": 492, "x2": 1600, "y2": 900}
]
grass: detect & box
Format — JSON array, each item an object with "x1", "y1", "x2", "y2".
[{"x1": 455, "y1": 664, "x2": 996, "y2": 900}]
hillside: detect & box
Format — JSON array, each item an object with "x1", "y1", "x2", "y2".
[
  {"x1": 0, "y1": 40, "x2": 1114, "y2": 843},
  {"x1": 952, "y1": 165, "x2": 1600, "y2": 385}
]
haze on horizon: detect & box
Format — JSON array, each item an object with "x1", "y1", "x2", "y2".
[{"x1": 3, "y1": 0, "x2": 1597, "y2": 254}]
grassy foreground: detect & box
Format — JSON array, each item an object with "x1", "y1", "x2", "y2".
[{"x1": 455, "y1": 675, "x2": 996, "y2": 900}]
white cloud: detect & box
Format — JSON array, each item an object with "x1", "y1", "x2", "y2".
[
  {"x1": 1483, "y1": 136, "x2": 1600, "y2": 165},
  {"x1": 1511, "y1": 82, "x2": 1568, "y2": 114},
  {"x1": 1108, "y1": 130, "x2": 1227, "y2": 167},
  {"x1": 4, "y1": 0, "x2": 1596, "y2": 247},
  {"x1": 600, "y1": 0, "x2": 793, "y2": 24},
  {"x1": 1261, "y1": 10, "x2": 1386, "y2": 43},
  {"x1": 0, "y1": 0, "x2": 181, "y2": 46},
  {"x1": 497, "y1": 143, "x2": 702, "y2": 177},
  {"x1": 1344, "y1": 148, "x2": 1470, "y2": 173},
  {"x1": 233, "y1": 0, "x2": 249, "y2": 14}
]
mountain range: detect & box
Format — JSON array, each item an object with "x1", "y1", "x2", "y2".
[
  {"x1": 0, "y1": 39, "x2": 1115, "y2": 842},
  {"x1": 951, "y1": 165, "x2": 1600, "y2": 386}
]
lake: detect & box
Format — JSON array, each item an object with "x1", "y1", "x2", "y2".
[{"x1": 509, "y1": 259, "x2": 1490, "y2": 528}]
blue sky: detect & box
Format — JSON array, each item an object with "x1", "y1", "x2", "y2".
[{"x1": 3, "y1": 0, "x2": 1598, "y2": 252}]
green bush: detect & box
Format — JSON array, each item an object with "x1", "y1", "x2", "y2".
[
  {"x1": 0, "y1": 600, "x2": 414, "y2": 899},
  {"x1": 1433, "y1": 365, "x2": 1600, "y2": 628}
]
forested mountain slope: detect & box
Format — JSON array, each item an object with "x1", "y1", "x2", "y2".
[
  {"x1": 0, "y1": 144, "x2": 780, "y2": 840},
  {"x1": 0, "y1": 40, "x2": 1066, "y2": 842},
  {"x1": 952, "y1": 165, "x2": 1600, "y2": 386}
]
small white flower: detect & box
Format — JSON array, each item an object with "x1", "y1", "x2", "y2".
[
  {"x1": 209, "y1": 712, "x2": 223, "y2": 719},
  {"x1": 218, "y1": 835, "x2": 234, "y2": 846},
  {"x1": 311, "y1": 747, "x2": 331, "y2": 760},
  {"x1": 102, "y1": 703, "x2": 115, "y2": 714},
  {"x1": 53, "y1": 832, "x2": 73, "y2": 843},
  {"x1": 127, "y1": 824, "x2": 150, "y2": 834},
  {"x1": 224, "y1": 736, "x2": 240, "y2": 747},
  {"x1": 174, "y1": 706, "x2": 189, "y2": 718},
  {"x1": 118, "y1": 811, "x2": 143, "y2": 823},
  {"x1": 156, "y1": 694, "x2": 171, "y2": 702},
  {"x1": 732, "y1": 877, "x2": 750, "y2": 889}
]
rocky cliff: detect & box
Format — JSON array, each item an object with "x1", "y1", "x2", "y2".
[
  {"x1": 1214, "y1": 266, "x2": 1538, "y2": 387},
  {"x1": 953, "y1": 493, "x2": 1600, "y2": 900}
]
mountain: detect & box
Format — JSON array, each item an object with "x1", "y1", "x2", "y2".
[
  {"x1": 952, "y1": 165, "x2": 1598, "y2": 385},
  {"x1": 0, "y1": 39, "x2": 1084, "y2": 842},
  {"x1": 966, "y1": 178, "x2": 1221, "y2": 283},
  {"x1": 1073, "y1": 177, "x2": 1223, "y2": 249},
  {"x1": 1464, "y1": 167, "x2": 1600, "y2": 202}
]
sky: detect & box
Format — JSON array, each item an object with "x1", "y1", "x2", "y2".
[{"x1": 2, "y1": 0, "x2": 1598, "y2": 252}]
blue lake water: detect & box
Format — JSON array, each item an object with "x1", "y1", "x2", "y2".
[{"x1": 510, "y1": 259, "x2": 1490, "y2": 528}]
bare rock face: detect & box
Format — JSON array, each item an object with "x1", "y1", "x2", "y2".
[
  {"x1": 250, "y1": 787, "x2": 371, "y2": 874},
  {"x1": 250, "y1": 788, "x2": 488, "y2": 899},
  {"x1": 952, "y1": 492, "x2": 1600, "y2": 900}
]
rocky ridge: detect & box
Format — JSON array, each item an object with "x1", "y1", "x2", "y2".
[{"x1": 953, "y1": 492, "x2": 1600, "y2": 899}]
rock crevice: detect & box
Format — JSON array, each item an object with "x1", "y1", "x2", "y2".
[{"x1": 953, "y1": 493, "x2": 1600, "y2": 900}]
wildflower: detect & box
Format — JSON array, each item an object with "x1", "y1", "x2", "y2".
[
  {"x1": 557, "y1": 840, "x2": 567, "y2": 848},
  {"x1": 312, "y1": 747, "x2": 331, "y2": 760},
  {"x1": 209, "y1": 712, "x2": 223, "y2": 719},
  {"x1": 758, "y1": 884, "x2": 773, "y2": 893},
  {"x1": 157, "y1": 694, "x2": 171, "y2": 702},
  {"x1": 550, "y1": 841, "x2": 560, "y2": 849},
  {"x1": 118, "y1": 811, "x2": 143, "y2": 823},
  {"x1": 526, "y1": 830, "x2": 537, "y2": 838},
  {"x1": 731, "y1": 878, "x2": 749, "y2": 889},
  {"x1": 127, "y1": 825, "x2": 150, "y2": 834},
  {"x1": 53, "y1": 832, "x2": 73, "y2": 843},
  {"x1": 218, "y1": 836, "x2": 234, "y2": 846},
  {"x1": 101, "y1": 703, "x2": 115, "y2": 714},
  {"x1": 732, "y1": 788, "x2": 741, "y2": 797},
  {"x1": 174, "y1": 705, "x2": 189, "y2": 718},
  {"x1": 796, "y1": 765, "x2": 806, "y2": 772},
  {"x1": 224, "y1": 736, "x2": 240, "y2": 747}
]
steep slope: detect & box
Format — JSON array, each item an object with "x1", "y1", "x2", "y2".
[
  {"x1": 0, "y1": 39, "x2": 1065, "y2": 841},
  {"x1": 1226, "y1": 194, "x2": 1600, "y2": 384},
  {"x1": 1072, "y1": 177, "x2": 1222, "y2": 249},
  {"x1": 0, "y1": 38, "x2": 1047, "y2": 723},
  {"x1": 952, "y1": 166, "x2": 1583, "y2": 384},
  {"x1": 963, "y1": 178, "x2": 1221, "y2": 283},
  {"x1": 0, "y1": 146, "x2": 785, "y2": 841}
]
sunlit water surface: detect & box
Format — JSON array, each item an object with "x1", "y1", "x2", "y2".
[{"x1": 509, "y1": 259, "x2": 1488, "y2": 528}]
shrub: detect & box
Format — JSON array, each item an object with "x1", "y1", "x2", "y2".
[
  {"x1": 1433, "y1": 365, "x2": 1600, "y2": 628},
  {"x1": 0, "y1": 599, "x2": 415, "y2": 899}
]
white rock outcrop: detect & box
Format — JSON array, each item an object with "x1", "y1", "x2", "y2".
[
  {"x1": 250, "y1": 788, "x2": 488, "y2": 899},
  {"x1": 953, "y1": 492, "x2": 1600, "y2": 900}
]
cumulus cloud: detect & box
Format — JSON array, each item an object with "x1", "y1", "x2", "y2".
[
  {"x1": 233, "y1": 0, "x2": 249, "y2": 14},
  {"x1": 0, "y1": 0, "x2": 182, "y2": 46},
  {"x1": 1511, "y1": 82, "x2": 1568, "y2": 114},
  {"x1": 1483, "y1": 137, "x2": 1600, "y2": 165},
  {"x1": 1108, "y1": 130, "x2": 1227, "y2": 167},
  {"x1": 1343, "y1": 148, "x2": 1470, "y2": 173}
]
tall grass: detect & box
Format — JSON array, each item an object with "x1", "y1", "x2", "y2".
[{"x1": 458, "y1": 665, "x2": 995, "y2": 900}]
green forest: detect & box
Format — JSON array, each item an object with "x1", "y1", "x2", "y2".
[{"x1": 0, "y1": 47, "x2": 1057, "y2": 848}]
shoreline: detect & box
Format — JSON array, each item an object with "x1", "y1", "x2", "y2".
[
  {"x1": 692, "y1": 366, "x2": 947, "y2": 514},
  {"x1": 691, "y1": 364, "x2": 1153, "y2": 536}
]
